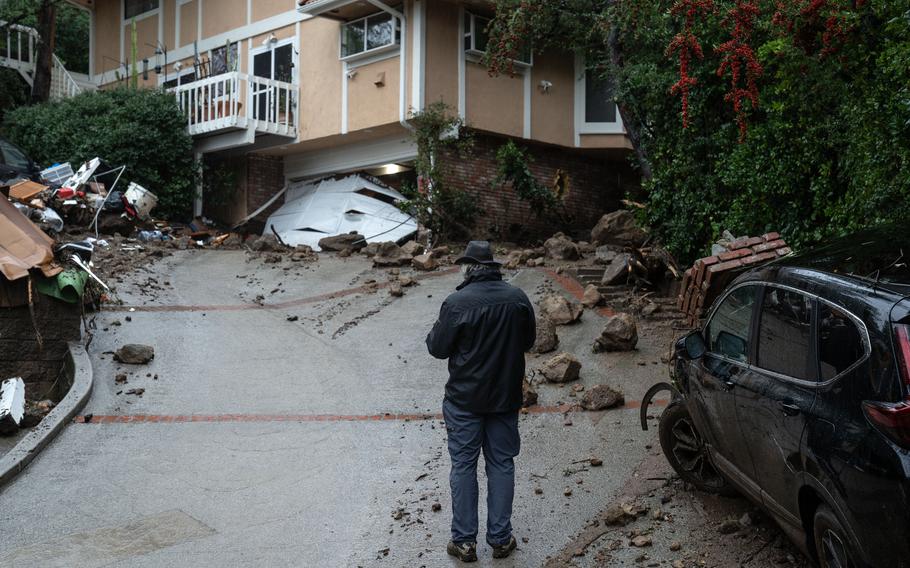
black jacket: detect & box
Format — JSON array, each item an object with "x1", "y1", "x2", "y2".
[{"x1": 426, "y1": 269, "x2": 536, "y2": 413}]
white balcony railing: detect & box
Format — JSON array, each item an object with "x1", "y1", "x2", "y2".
[
  {"x1": 1, "y1": 21, "x2": 84, "y2": 100},
  {"x1": 171, "y1": 71, "x2": 298, "y2": 138}
]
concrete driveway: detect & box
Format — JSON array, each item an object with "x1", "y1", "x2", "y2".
[{"x1": 0, "y1": 250, "x2": 685, "y2": 567}]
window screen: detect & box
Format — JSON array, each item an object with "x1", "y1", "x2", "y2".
[
  {"x1": 758, "y1": 288, "x2": 814, "y2": 379},
  {"x1": 585, "y1": 71, "x2": 617, "y2": 123},
  {"x1": 706, "y1": 285, "x2": 757, "y2": 363},
  {"x1": 124, "y1": 0, "x2": 159, "y2": 20},
  {"x1": 818, "y1": 303, "x2": 864, "y2": 380}
]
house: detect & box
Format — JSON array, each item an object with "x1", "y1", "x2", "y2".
[{"x1": 8, "y1": 0, "x2": 639, "y2": 238}]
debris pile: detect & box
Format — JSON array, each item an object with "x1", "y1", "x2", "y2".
[{"x1": 678, "y1": 231, "x2": 790, "y2": 326}]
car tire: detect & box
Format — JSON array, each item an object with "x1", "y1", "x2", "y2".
[
  {"x1": 658, "y1": 402, "x2": 736, "y2": 496},
  {"x1": 813, "y1": 504, "x2": 858, "y2": 568}
]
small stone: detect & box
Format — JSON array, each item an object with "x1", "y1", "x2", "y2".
[
  {"x1": 739, "y1": 512, "x2": 752, "y2": 527},
  {"x1": 532, "y1": 317, "x2": 559, "y2": 353},
  {"x1": 564, "y1": 487, "x2": 573, "y2": 497},
  {"x1": 522, "y1": 380, "x2": 538, "y2": 408},
  {"x1": 534, "y1": 487, "x2": 543, "y2": 495},
  {"x1": 114, "y1": 344, "x2": 155, "y2": 364},
  {"x1": 125, "y1": 388, "x2": 145, "y2": 396},
  {"x1": 412, "y1": 253, "x2": 438, "y2": 271},
  {"x1": 539, "y1": 352, "x2": 581, "y2": 383},
  {"x1": 673, "y1": 561, "x2": 685, "y2": 568},
  {"x1": 670, "y1": 541, "x2": 682, "y2": 552},
  {"x1": 641, "y1": 302, "x2": 661, "y2": 316},
  {"x1": 337, "y1": 247, "x2": 352, "y2": 258},
  {"x1": 400, "y1": 240, "x2": 424, "y2": 256},
  {"x1": 590, "y1": 458, "x2": 603, "y2": 467},
  {"x1": 631, "y1": 535, "x2": 652, "y2": 548},
  {"x1": 581, "y1": 384, "x2": 625, "y2": 411},
  {"x1": 111, "y1": 319, "x2": 122, "y2": 326},
  {"x1": 115, "y1": 373, "x2": 128, "y2": 384},
  {"x1": 389, "y1": 282, "x2": 404, "y2": 297},
  {"x1": 603, "y1": 504, "x2": 635, "y2": 526},
  {"x1": 399, "y1": 276, "x2": 416, "y2": 287},
  {"x1": 582, "y1": 284, "x2": 603, "y2": 308},
  {"x1": 431, "y1": 503, "x2": 442, "y2": 512},
  {"x1": 286, "y1": 315, "x2": 299, "y2": 322},
  {"x1": 539, "y1": 294, "x2": 583, "y2": 325},
  {"x1": 521, "y1": 537, "x2": 529, "y2": 544},
  {"x1": 718, "y1": 519, "x2": 741, "y2": 535}
]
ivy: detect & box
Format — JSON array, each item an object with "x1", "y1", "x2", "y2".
[{"x1": 492, "y1": 140, "x2": 571, "y2": 228}]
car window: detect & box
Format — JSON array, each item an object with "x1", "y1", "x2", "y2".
[
  {"x1": 0, "y1": 140, "x2": 30, "y2": 170},
  {"x1": 818, "y1": 303, "x2": 864, "y2": 380},
  {"x1": 757, "y1": 287, "x2": 814, "y2": 379},
  {"x1": 706, "y1": 285, "x2": 757, "y2": 363}
]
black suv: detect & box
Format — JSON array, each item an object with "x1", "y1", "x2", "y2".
[
  {"x1": 0, "y1": 136, "x2": 40, "y2": 185},
  {"x1": 652, "y1": 227, "x2": 910, "y2": 568}
]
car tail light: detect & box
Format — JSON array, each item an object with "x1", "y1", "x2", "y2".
[{"x1": 863, "y1": 324, "x2": 910, "y2": 448}]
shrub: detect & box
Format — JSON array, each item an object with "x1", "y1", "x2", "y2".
[{"x1": 2, "y1": 88, "x2": 197, "y2": 219}]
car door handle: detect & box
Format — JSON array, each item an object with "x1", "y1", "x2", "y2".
[
  {"x1": 779, "y1": 402, "x2": 801, "y2": 416},
  {"x1": 722, "y1": 379, "x2": 736, "y2": 390}
]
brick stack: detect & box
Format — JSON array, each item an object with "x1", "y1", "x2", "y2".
[{"x1": 678, "y1": 232, "x2": 791, "y2": 326}]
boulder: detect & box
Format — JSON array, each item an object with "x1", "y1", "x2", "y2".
[
  {"x1": 594, "y1": 246, "x2": 619, "y2": 265},
  {"x1": 372, "y1": 242, "x2": 410, "y2": 267},
  {"x1": 593, "y1": 313, "x2": 638, "y2": 352},
  {"x1": 590, "y1": 210, "x2": 647, "y2": 247},
  {"x1": 318, "y1": 232, "x2": 366, "y2": 252},
  {"x1": 539, "y1": 294, "x2": 583, "y2": 325},
  {"x1": 400, "y1": 240, "x2": 424, "y2": 257},
  {"x1": 114, "y1": 344, "x2": 155, "y2": 364},
  {"x1": 532, "y1": 317, "x2": 559, "y2": 354},
  {"x1": 361, "y1": 241, "x2": 382, "y2": 257},
  {"x1": 543, "y1": 232, "x2": 580, "y2": 261},
  {"x1": 581, "y1": 384, "x2": 625, "y2": 410},
  {"x1": 539, "y1": 352, "x2": 581, "y2": 383},
  {"x1": 412, "y1": 253, "x2": 438, "y2": 271},
  {"x1": 582, "y1": 284, "x2": 603, "y2": 308},
  {"x1": 430, "y1": 245, "x2": 451, "y2": 258},
  {"x1": 601, "y1": 253, "x2": 631, "y2": 285},
  {"x1": 250, "y1": 234, "x2": 283, "y2": 252},
  {"x1": 522, "y1": 380, "x2": 538, "y2": 408}
]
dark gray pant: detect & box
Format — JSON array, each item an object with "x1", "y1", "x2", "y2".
[{"x1": 443, "y1": 398, "x2": 520, "y2": 546}]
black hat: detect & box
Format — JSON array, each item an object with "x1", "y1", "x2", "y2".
[{"x1": 454, "y1": 240, "x2": 502, "y2": 267}]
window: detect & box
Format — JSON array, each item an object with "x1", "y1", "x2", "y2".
[
  {"x1": 341, "y1": 11, "x2": 400, "y2": 59},
  {"x1": 818, "y1": 303, "x2": 864, "y2": 380},
  {"x1": 124, "y1": 0, "x2": 159, "y2": 20},
  {"x1": 757, "y1": 288, "x2": 814, "y2": 379},
  {"x1": 706, "y1": 285, "x2": 758, "y2": 363},
  {"x1": 0, "y1": 139, "x2": 31, "y2": 170},
  {"x1": 464, "y1": 12, "x2": 531, "y2": 65},
  {"x1": 585, "y1": 70, "x2": 617, "y2": 123}
]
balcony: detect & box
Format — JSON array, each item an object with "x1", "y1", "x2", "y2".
[{"x1": 171, "y1": 72, "x2": 298, "y2": 139}]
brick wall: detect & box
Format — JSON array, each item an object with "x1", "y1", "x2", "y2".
[
  {"x1": 440, "y1": 133, "x2": 639, "y2": 242},
  {"x1": 246, "y1": 154, "x2": 286, "y2": 223},
  {"x1": 0, "y1": 278, "x2": 82, "y2": 398}
]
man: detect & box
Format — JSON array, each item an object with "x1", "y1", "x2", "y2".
[{"x1": 426, "y1": 241, "x2": 536, "y2": 562}]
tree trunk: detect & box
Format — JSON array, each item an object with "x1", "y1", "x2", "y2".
[
  {"x1": 608, "y1": 26, "x2": 653, "y2": 181},
  {"x1": 30, "y1": 1, "x2": 56, "y2": 104}
]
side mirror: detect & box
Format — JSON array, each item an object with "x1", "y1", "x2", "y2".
[{"x1": 678, "y1": 331, "x2": 706, "y2": 360}]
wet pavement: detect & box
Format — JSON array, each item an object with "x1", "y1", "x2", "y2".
[{"x1": 0, "y1": 250, "x2": 808, "y2": 567}]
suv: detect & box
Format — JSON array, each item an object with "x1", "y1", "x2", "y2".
[
  {"x1": 0, "y1": 136, "x2": 40, "y2": 185},
  {"x1": 650, "y1": 226, "x2": 910, "y2": 568}
]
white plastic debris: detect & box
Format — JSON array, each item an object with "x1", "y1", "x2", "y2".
[{"x1": 0, "y1": 378, "x2": 25, "y2": 434}]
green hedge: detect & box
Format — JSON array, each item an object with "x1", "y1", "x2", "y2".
[{"x1": 2, "y1": 88, "x2": 196, "y2": 219}]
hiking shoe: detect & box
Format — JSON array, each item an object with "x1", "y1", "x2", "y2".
[
  {"x1": 447, "y1": 541, "x2": 478, "y2": 562},
  {"x1": 491, "y1": 535, "x2": 517, "y2": 559}
]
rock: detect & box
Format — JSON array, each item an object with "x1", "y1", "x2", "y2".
[
  {"x1": 399, "y1": 276, "x2": 416, "y2": 287},
  {"x1": 739, "y1": 512, "x2": 752, "y2": 527},
  {"x1": 539, "y1": 352, "x2": 581, "y2": 383},
  {"x1": 429, "y1": 245, "x2": 450, "y2": 258},
  {"x1": 250, "y1": 234, "x2": 284, "y2": 252},
  {"x1": 372, "y1": 242, "x2": 410, "y2": 267},
  {"x1": 338, "y1": 247, "x2": 352, "y2": 258},
  {"x1": 389, "y1": 281, "x2": 404, "y2": 297},
  {"x1": 582, "y1": 284, "x2": 603, "y2": 308},
  {"x1": 539, "y1": 294, "x2": 583, "y2": 325},
  {"x1": 718, "y1": 519, "x2": 741, "y2": 535},
  {"x1": 673, "y1": 561, "x2": 685, "y2": 568},
  {"x1": 581, "y1": 385, "x2": 625, "y2": 410},
  {"x1": 590, "y1": 457, "x2": 603, "y2": 467},
  {"x1": 412, "y1": 253, "x2": 438, "y2": 271},
  {"x1": 361, "y1": 242, "x2": 382, "y2": 257},
  {"x1": 220, "y1": 233, "x2": 243, "y2": 249},
  {"x1": 641, "y1": 302, "x2": 660, "y2": 316},
  {"x1": 670, "y1": 541, "x2": 682, "y2": 552},
  {"x1": 590, "y1": 210, "x2": 647, "y2": 247},
  {"x1": 593, "y1": 313, "x2": 638, "y2": 352},
  {"x1": 318, "y1": 232, "x2": 366, "y2": 252},
  {"x1": 115, "y1": 373, "x2": 128, "y2": 384},
  {"x1": 631, "y1": 535, "x2": 652, "y2": 548},
  {"x1": 263, "y1": 253, "x2": 283, "y2": 264},
  {"x1": 114, "y1": 344, "x2": 155, "y2": 364},
  {"x1": 564, "y1": 487, "x2": 573, "y2": 497},
  {"x1": 526, "y1": 257, "x2": 545, "y2": 267},
  {"x1": 601, "y1": 253, "x2": 631, "y2": 285},
  {"x1": 603, "y1": 504, "x2": 635, "y2": 526},
  {"x1": 431, "y1": 503, "x2": 442, "y2": 512},
  {"x1": 522, "y1": 380, "x2": 538, "y2": 408},
  {"x1": 532, "y1": 317, "x2": 559, "y2": 353},
  {"x1": 125, "y1": 388, "x2": 145, "y2": 396},
  {"x1": 544, "y1": 232, "x2": 580, "y2": 260},
  {"x1": 400, "y1": 240, "x2": 424, "y2": 256},
  {"x1": 594, "y1": 246, "x2": 619, "y2": 265}
]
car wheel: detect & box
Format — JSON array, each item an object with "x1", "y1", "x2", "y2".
[
  {"x1": 814, "y1": 505, "x2": 858, "y2": 568},
  {"x1": 658, "y1": 402, "x2": 735, "y2": 495}
]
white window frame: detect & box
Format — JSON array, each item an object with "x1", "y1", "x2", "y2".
[
  {"x1": 122, "y1": 0, "x2": 160, "y2": 24},
  {"x1": 574, "y1": 54, "x2": 624, "y2": 140},
  {"x1": 463, "y1": 11, "x2": 531, "y2": 68},
  {"x1": 339, "y1": 10, "x2": 401, "y2": 62},
  {"x1": 159, "y1": 67, "x2": 197, "y2": 89}
]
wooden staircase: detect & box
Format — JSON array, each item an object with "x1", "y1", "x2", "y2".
[{"x1": 1, "y1": 21, "x2": 86, "y2": 100}]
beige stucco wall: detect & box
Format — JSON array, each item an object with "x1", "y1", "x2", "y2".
[
  {"x1": 347, "y1": 57, "x2": 401, "y2": 132},
  {"x1": 253, "y1": 0, "x2": 294, "y2": 22},
  {"x1": 94, "y1": 1, "x2": 120, "y2": 75},
  {"x1": 530, "y1": 51, "x2": 574, "y2": 147},
  {"x1": 424, "y1": 0, "x2": 458, "y2": 108},
  {"x1": 119, "y1": 15, "x2": 160, "y2": 87},
  {"x1": 579, "y1": 134, "x2": 633, "y2": 150},
  {"x1": 202, "y1": 0, "x2": 245, "y2": 39},
  {"x1": 179, "y1": 0, "x2": 198, "y2": 48},
  {"x1": 465, "y1": 62, "x2": 523, "y2": 138},
  {"x1": 297, "y1": 17, "x2": 342, "y2": 140}
]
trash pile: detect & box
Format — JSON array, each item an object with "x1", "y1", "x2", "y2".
[{"x1": 678, "y1": 231, "x2": 790, "y2": 327}]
